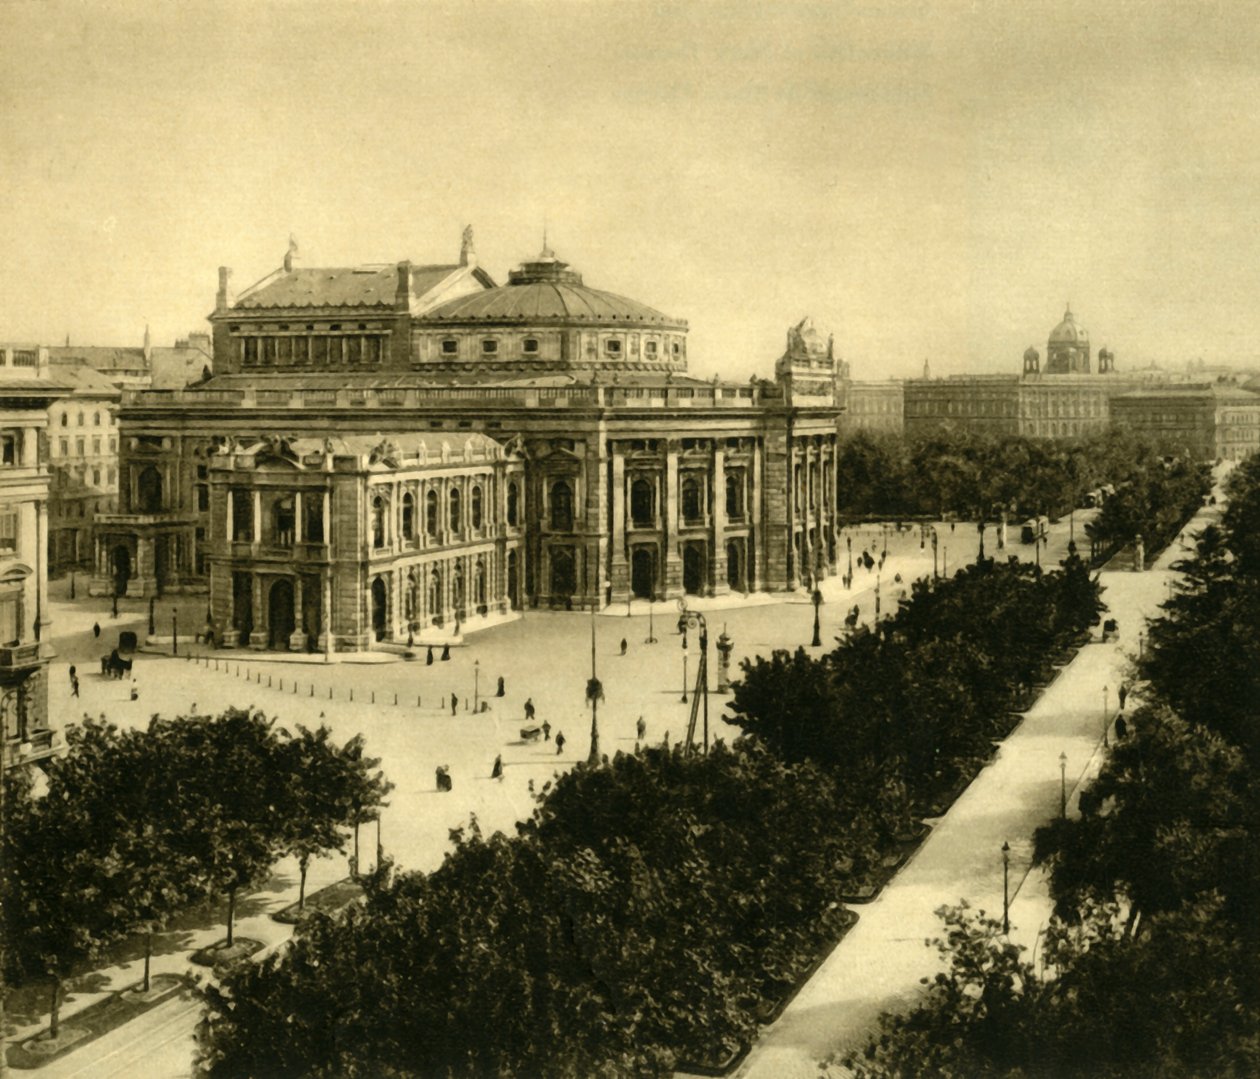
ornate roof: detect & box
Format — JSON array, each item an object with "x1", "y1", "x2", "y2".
[
  {"x1": 234, "y1": 265, "x2": 465, "y2": 310},
  {"x1": 421, "y1": 249, "x2": 685, "y2": 327},
  {"x1": 1049, "y1": 304, "x2": 1088, "y2": 345}
]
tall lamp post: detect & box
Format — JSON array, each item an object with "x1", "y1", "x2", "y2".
[
  {"x1": 171, "y1": 608, "x2": 178, "y2": 656},
  {"x1": 1138, "y1": 629, "x2": 1145, "y2": 657},
  {"x1": 680, "y1": 625, "x2": 689, "y2": 703},
  {"x1": 473, "y1": 659, "x2": 480, "y2": 713},
  {"x1": 1001, "y1": 840, "x2": 1011, "y2": 934},
  {"x1": 931, "y1": 528, "x2": 939, "y2": 580},
  {"x1": 69, "y1": 570, "x2": 75, "y2": 601},
  {"x1": 1102, "y1": 684, "x2": 1110, "y2": 747},
  {"x1": 148, "y1": 595, "x2": 156, "y2": 636},
  {"x1": 586, "y1": 610, "x2": 602, "y2": 765},
  {"x1": 875, "y1": 571, "x2": 882, "y2": 617},
  {"x1": 1059, "y1": 751, "x2": 1068, "y2": 818},
  {"x1": 677, "y1": 602, "x2": 710, "y2": 753},
  {"x1": 810, "y1": 587, "x2": 823, "y2": 647},
  {"x1": 644, "y1": 592, "x2": 657, "y2": 644},
  {"x1": 978, "y1": 519, "x2": 986, "y2": 561}
]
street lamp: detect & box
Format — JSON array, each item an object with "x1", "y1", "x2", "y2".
[
  {"x1": 810, "y1": 587, "x2": 823, "y2": 647},
  {"x1": 680, "y1": 627, "x2": 689, "y2": 704},
  {"x1": 148, "y1": 595, "x2": 156, "y2": 636},
  {"x1": 645, "y1": 592, "x2": 658, "y2": 644},
  {"x1": 1002, "y1": 840, "x2": 1011, "y2": 934},
  {"x1": 69, "y1": 570, "x2": 75, "y2": 601},
  {"x1": 677, "y1": 602, "x2": 711, "y2": 753},
  {"x1": 1059, "y1": 751, "x2": 1068, "y2": 818},
  {"x1": 1138, "y1": 629, "x2": 1145, "y2": 657},
  {"x1": 171, "y1": 607, "x2": 178, "y2": 656},
  {"x1": 931, "y1": 528, "x2": 939, "y2": 580},
  {"x1": 847, "y1": 534, "x2": 853, "y2": 578},
  {"x1": 875, "y1": 571, "x2": 882, "y2": 617},
  {"x1": 587, "y1": 609, "x2": 602, "y2": 765},
  {"x1": 978, "y1": 520, "x2": 986, "y2": 561},
  {"x1": 1102, "y1": 684, "x2": 1110, "y2": 747},
  {"x1": 473, "y1": 659, "x2": 480, "y2": 713}
]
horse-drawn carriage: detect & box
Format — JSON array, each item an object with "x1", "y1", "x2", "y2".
[
  {"x1": 520, "y1": 725, "x2": 543, "y2": 744},
  {"x1": 101, "y1": 631, "x2": 137, "y2": 679}
]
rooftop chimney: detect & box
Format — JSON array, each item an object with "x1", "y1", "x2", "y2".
[
  {"x1": 143, "y1": 323, "x2": 152, "y2": 364},
  {"x1": 395, "y1": 261, "x2": 412, "y2": 311},
  {"x1": 216, "y1": 266, "x2": 233, "y2": 312}
]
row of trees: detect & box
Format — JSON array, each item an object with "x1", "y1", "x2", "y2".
[
  {"x1": 728, "y1": 553, "x2": 1103, "y2": 815},
  {"x1": 835, "y1": 428, "x2": 1164, "y2": 521},
  {"x1": 201, "y1": 742, "x2": 871, "y2": 1077},
  {"x1": 1, "y1": 710, "x2": 391, "y2": 1039},
  {"x1": 199, "y1": 555, "x2": 1104, "y2": 1077},
  {"x1": 844, "y1": 457, "x2": 1260, "y2": 1076},
  {"x1": 1084, "y1": 454, "x2": 1209, "y2": 562}
]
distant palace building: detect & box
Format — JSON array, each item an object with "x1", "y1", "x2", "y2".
[
  {"x1": 901, "y1": 305, "x2": 1178, "y2": 440},
  {"x1": 94, "y1": 230, "x2": 844, "y2": 651},
  {"x1": 1111, "y1": 383, "x2": 1260, "y2": 462}
]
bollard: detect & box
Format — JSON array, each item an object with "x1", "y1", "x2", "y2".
[
  {"x1": 350, "y1": 688, "x2": 354, "y2": 702},
  {"x1": 394, "y1": 692, "x2": 398, "y2": 706},
  {"x1": 329, "y1": 685, "x2": 333, "y2": 699},
  {"x1": 371, "y1": 690, "x2": 375, "y2": 704},
  {"x1": 268, "y1": 675, "x2": 272, "y2": 687},
  {"x1": 417, "y1": 694, "x2": 421, "y2": 707},
  {"x1": 279, "y1": 679, "x2": 283, "y2": 691},
  {"x1": 310, "y1": 684, "x2": 314, "y2": 697}
]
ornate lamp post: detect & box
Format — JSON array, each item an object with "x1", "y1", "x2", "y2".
[
  {"x1": 69, "y1": 570, "x2": 75, "y2": 601},
  {"x1": 1138, "y1": 629, "x2": 1145, "y2": 657},
  {"x1": 875, "y1": 571, "x2": 882, "y2": 617},
  {"x1": 148, "y1": 595, "x2": 156, "y2": 636},
  {"x1": 1059, "y1": 751, "x2": 1068, "y2": 818},
  {"x1": 679, "y1": 619, "x2": 689, "y2": 704},
  {"x1": 1002, "y1": 840, "x2": 1011, "y2": 934},
  {"x1": 978, "y1": 519, "x2": 986, "y2": 561},
  {"x1": 810, "y1": 587, "x2": 823, "y2": 647},
  {"x1": 931, "y1": 528, "x2": 939, "y2": 580},
  {"x1": 586, "y1": 610, "x2": 603, "y2": 765},
  {"x1": 1102, "y1": 684, "x2": 1110, "y2": 747}
]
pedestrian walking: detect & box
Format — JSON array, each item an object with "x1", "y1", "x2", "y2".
[
  {"x1": 1118, "y1": 682, "x2": 1129, "y2": 710},
  {"x1": 71, "y1": 676, "x2": 79, "y2": 698},
  {"x1": 524, "y1": 697, "x2": 535, "y2": 721},
  {"x1": 427, "y1": 645, "x2": 434, "y2": 665},
  {"x1": 92, "y1": 622, "x2": 100, "y2": 639},
  {"x1": 496, "y1": 675, "x2": 505, "y2": 697},
  {"x1": 491, "y1": 754, "x2": 503, "y2": 780},
  {"x1": 542, "y1": 718, "x2": 551, "y2": 741},
  {"x1": 407, "y1": 629, "x2": 414, "y2": 648},
  {"x1": 620, "y1": 638, "x2": 627, "y2": 656},
  {"x1": 129, "y1": 681, "x2": 139, "y2": 701},
  {"x1": 111, "y1": 594, "x2": 118, "y2": 618},
  {"x1": 450, "y1": 692, "x2": 458, "y2": 716},
  {"x1": 555, "y1": 731, "x2": 565, "y2": 755},
  {"x1": 636, "y1": 715, "x2": 646, "y2": 740},
  {"x1": 440, "y1": 644, "x2": 450, "y2": 661},
  {"x1": 436, "y1": 765, "x2": 452, "y2": 792},
  {"x1": 1115, "y1": 714, "x2": 1128, "y2": 740},
  {"x1": 68, "y1": 664, "x2": 76, "y2": 685}
]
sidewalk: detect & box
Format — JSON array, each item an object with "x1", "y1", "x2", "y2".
[{"x1": 729, "y1": 505, "x2": 1215, "y2": 1079}]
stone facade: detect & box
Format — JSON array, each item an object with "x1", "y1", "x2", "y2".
[
  {"x1": 1111, "y1": 383, "x2": 1260, "y2": 462},
  {"x1": 0, "y1": 345, "x2": 65, "y2": 768},
  {"x1": 838, "y1": 378, "x2": 904, "y2": 436},
  {"x1": 97, "y1": 233, "x2": 843, "y2": 649}
]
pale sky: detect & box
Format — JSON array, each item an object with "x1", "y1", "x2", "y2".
[{"x1": 4, "y1": 0, "x2": 1260, "y2": 379}]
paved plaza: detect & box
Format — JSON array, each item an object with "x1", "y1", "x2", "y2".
[{"x1": 17, "y1": 506, "x2": 1162, "y2": 1078}]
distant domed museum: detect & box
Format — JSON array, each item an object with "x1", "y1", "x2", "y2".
[{"x1": 93, "y1": 229, "x2": 845, "y2": 651}]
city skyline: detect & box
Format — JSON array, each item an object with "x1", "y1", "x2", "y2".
[{"x1": 5, "y1": 1, "x2": 1260, "y2": 378}]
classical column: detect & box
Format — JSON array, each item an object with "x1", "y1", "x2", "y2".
[
  {"x1": 664, "y1": 442, "x2": 682, "y2": 598},
  {"x1": 252, "y1": 489, "x2": 262, "y2": 543},
  {"x1": 609, "y1": 448, "x2": 628, "y2": 601},
  {"x1": 250, "y1": 574, "x2": 266, "y2": 648},
  {"x1": 289, "y1": 576, "x2": 306, "y2": 651},
  {"x1": 225, "y1": 488, "x2": 234, "y2": 541},
  {"x1": 711, "y1": 446, "x2": 728, "y2": 594},
  {"x1": 294, "y1": 491, "x2": 303, "y2": 543},
  {"x1": 322, "y1": 488, "x2": 331, "y2": 545},
  {"x1": 321, "y1": 569, "x2": 333, "y2": 657},
  {"x1": 751, "y1": 440, "x2": 764, "y2": 592}
]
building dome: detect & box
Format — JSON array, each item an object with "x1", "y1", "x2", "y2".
[
  {"x1": 422, "y1": 248, "x2": 685, "y2": 328},
  {"x1": 1048, "y1": 304, "x2": 1088, "y2": 346}
]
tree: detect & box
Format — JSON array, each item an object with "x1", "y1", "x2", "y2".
[
  {"x1": 335, "y1": 733, "x2": 393, "y2": 878},
  {"x1": 276, "y1": 725, "x2": 355, "y2": 909}
]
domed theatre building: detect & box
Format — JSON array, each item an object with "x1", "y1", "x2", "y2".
[{"x1": 93, "y1": 230, "x2": 844, "y2": 651}]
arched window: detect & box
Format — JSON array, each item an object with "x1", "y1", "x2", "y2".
[
  {"x1": 426, "y1": 489, "x2": 438, "y2": 537},
  {"x1": 404, "y1": 572, "x2": 417, "y2": 622},
  {"x1": 471, "y1": 485, "x2": 483, "y2": 530},
  {"x1": 449, "y1": 487, "x2": 462, "y2": 533},
  {"x1": 371, "y1": 495, "x2": 386, "y2": 549},
  {"x1": 137, "y1": 466, "x2": 162, "y2": 513},
  {"x1": 475, "y1": 558, "x2": 487, "y2": 606},
  {"x1": 725, "y1": 472, "x2": 743, "y2": 520},
  {"x1": 274, "y1": 495, "x2": 295, "y2": 546},
  {"x1": 428, "y1": 568, "x2": 441, "y2": 618},
  {"x1": 550, "y1": 480, "x2": 573, "y2": 531},
  {"x1": 453, "y1": 564, "x2": 465, "y2": 613},
  {"x1": 681, "y1": 476, "x2": 702, "y2": 524},
  {"x1": 631, "y1": 478, "x2": 655, "y2": 526},
  {"x1": 402, "y1": 491, "x2": 415, "y2": 540},
  {"x1": 507, "y1": 481, "x2": 519, "y2": 527}
]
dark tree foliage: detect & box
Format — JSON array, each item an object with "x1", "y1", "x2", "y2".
[
  {"x1": 727, "y1": 558, "x2": 1102, "y2": 813},
  {"x1": 200, "y1": 743, "x2": 875, "y2": 1078},
  {"x1": 1085, "y1": 455, "x2": 1209, "y2": 560},
  {"x1": 836, "y1": 428, "x2": 1166, "y2": 521}
]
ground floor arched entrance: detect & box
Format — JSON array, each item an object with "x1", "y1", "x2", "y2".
[
  {"x1": 631, "y1": 546, "x2": 656, "y2": 599},
  {"x1": 268, "y1": 578, "x2": 295, "y2": 651},
  {"x1": 726, "y1": 539, "x2": 744, "y2": 593},
  {"x1": 549, "y1": 547, "x2": 576, "y2": 605},
  {"x1": 507, "y1": 549, "x2": 519, "y2": 610},
  {"x1": 683, "y1": 543, "x2": 706, "y2": 596},
  {"x1": 112, "y1": 545, "x2": 131, "y2": 596},
  {"x1": 371, "y1": 576, "x2": 387, "y2": 641}
]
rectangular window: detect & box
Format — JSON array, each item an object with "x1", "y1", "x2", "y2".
[
  {"x1": 108, "y1": 467, "x2": 116, "y2": 484},
  {"x1": 197, "y1": 485, "x2": 209, "y2": 512},
  {"x1": 93, "y1": 468, "x2": 101, "y2": 486},
  {"x1": 76, "y1": 437, "x2": 85, "y2": 456},
  {"x1": 59, "y1": 438, "x2": 68, "y2": 456},
  {"x1": 109, "y1": 437, "x2": 117, "y2": 453},
  {"x1": 0, "y1": 593, "x2": 21, "y2": 645},
  {"x1": 1, "y1": 434, "x2": 16, "y2": 466},
  {"x1": 442, "y1": 338, "x2": 459, "y2": 355},
  {"x1": 0, "y1": 511, "x2": 16, "y2": 551},
  {"x1": 92, "y1": 437, "x2": 101, "y2": 455}
]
